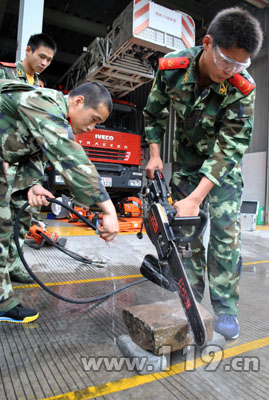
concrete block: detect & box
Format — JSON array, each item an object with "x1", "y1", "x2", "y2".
[
  {"x1": 182, "y1": 331, "x2": 226, "y2": 358},
  {"x1": 117, "y1": 334, "x2": 167, "y2": 375},
  {"x1": 122, "y1": 298, "x2": 213, "y2": 355}
]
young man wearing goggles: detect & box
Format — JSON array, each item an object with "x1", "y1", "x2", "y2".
[
  {"x1": 212, "y1": 44, "x2": 251, "y2": 74},
  {"x1": 144, "y1": 7, "x2": 263, "y2": 340}
]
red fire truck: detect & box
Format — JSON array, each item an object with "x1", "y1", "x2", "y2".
[{"x1": 45, "y1": 99, "x2": 144, "y2": 203}]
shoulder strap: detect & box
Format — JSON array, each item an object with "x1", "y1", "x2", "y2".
[
  {"x1": 0, "y1": 61, "x2": 16, "y2": 68},
  {"x1": 0, "y1": 61, "x2": 17, "y2": 80},
  {"x1": 159, "y1": 57, "x2": 189, "y2": 70},
  {"x1": 228, "y1": 73, "x2": 255, "y2": 96}
]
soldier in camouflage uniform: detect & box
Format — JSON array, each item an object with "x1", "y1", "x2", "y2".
[
  {"x1": 144, "y1": 7, "x2": 263, "y2": 339},
  {"x1": 0, "y1": 33, "x2": 57, "y2": 283},
  {"x1": 0, "y1": 80, "x2": 119, "y2": 323},
  {"x1": 0, "y1": 33, "x2": 56, "y2": 85}
]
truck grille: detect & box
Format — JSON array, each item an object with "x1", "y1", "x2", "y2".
[{"x1": 82, "y1": 146, "x2": 127, "y2": 161}]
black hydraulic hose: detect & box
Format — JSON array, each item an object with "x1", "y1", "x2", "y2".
[
  {"x1": 37, "y1": 231, "x2": 98, "y2": 266},
  {"x1": 14, "y1": 198, "x2": 147, "y2": 304}
]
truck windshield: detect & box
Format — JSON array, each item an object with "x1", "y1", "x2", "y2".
[{"x1": 96, "y1": 103, "x2": 139, "y2": 134}]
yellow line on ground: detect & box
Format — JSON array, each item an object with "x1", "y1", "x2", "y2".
[
  {"x1": 13, "y1": 274, "x2": 142, "y2": 290},
  {"x1": 256, "y1": 225, "x2": 269, "y2": 230},
  {"x1": 46, "y1": 226, "x2": 142, "y2": 236},
  {"x1": 13, "y1": 258, "x2": 269, "y2": 290},
  {"x1": 46, "y1": 226, "x2": 95, "y2": 236},
  {"x1": 243, "y1": 260, "x2": 269, "y2": 266},
  {"x1": 39, "y1": 336, "x2": 269, "y2": 400},
  {"x1": 47, "y1": 224, "x2": 269, "y2": 236}
]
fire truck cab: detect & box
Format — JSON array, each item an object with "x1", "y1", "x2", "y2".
[{"x1": 45, "y1": 99, "x2": 144, "y2": 203}]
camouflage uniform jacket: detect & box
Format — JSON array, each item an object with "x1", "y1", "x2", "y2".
[
  {"x1": 144, "y1": 46, "x2": 256, "y2": 186},
  {"x1": 0, "y1": 61, "x2": 40, "y2": 185},
  {"x1": 0, "y1": 79, "x2": 109, "y2": 206},
  {"x1": 0, "y1": 60, "x2": 40, "y2": 85}
]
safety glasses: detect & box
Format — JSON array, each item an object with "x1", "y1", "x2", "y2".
[{"x1": 212, "y1": 44, "x2": 251, "y2": 74}]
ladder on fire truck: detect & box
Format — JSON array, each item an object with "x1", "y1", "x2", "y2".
[{"x1": 56, "y1": 0, "x2": 195, "y2": 98}]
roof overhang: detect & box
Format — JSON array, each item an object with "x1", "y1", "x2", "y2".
[{"x1": 244, "y1": 0, "x2": 269, "y2": 8}]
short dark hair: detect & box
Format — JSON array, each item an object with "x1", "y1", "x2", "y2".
[
  {"x1": 207, "y1": 7, "x2": 263, "y2": 57},
  {"x1": 27, "y1": 33, "x2": 57, "y2": 54},
  {"x1": 69, "y1": 82, "x2": 113, "y2": 113}
]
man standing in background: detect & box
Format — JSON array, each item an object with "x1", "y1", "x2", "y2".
[{"x1": 0, "y1": 33, "x2": 56, "y2": 85}]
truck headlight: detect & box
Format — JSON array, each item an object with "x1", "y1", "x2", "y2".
[{"x1": 128, "y1": 179, "x2": 142, "y2": 187}]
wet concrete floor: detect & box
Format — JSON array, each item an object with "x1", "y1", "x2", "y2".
[{"x1": 0, "y1": 219, "x2": 268, "y2": 400}]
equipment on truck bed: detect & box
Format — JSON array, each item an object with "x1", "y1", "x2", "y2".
[
  {"x1": 57, "y1": 0, "x2": 195, "y2": 97},
  {"x1": 46, "y1": 1, "x2": 195, "y2": 203}
]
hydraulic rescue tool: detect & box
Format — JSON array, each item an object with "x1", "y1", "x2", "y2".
[
  {"x1": 118, "y1": 197, "x2": 142, "y2": 217},
  {"x1": 15, "y1": 198, "x2": 146, "y2": 304},
  {"x1": 138, "y1": 170, "x2": 208, "y2": 346},
  {"x1": 25, "y1": 219, "x2": 67, "y2": 250}
]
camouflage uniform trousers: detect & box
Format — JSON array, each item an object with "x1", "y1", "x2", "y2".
[
  {"x1": 6, "y1": 164, "x2": 35, "y2": 274},
  {"x1": 0, "y1": 162, "x2": 32, "y2": 312},
  {"x1": 171, "y1": 168, "x2": 243, "y2": 316}
]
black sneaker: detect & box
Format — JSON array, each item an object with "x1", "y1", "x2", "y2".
[
  {"x1": 0, "y1": 304, "x2": 39, "y2": 324},
  {"x1": 10, "y1": 268, "x2": 34, "y2": 283}
]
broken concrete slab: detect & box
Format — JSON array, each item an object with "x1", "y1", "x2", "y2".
[
  {"x1": 117, "y1": 331, "x2": 225, "y2": 375},
  {"x1": 122, "y1": 298, "x2": 213, "y2": 355},
  {"x1": 182, "y1": 331, "x2": 226, "y2": 358},
  {"x1": 117, "y1": 334, "x2": 168, "y2": 375}
]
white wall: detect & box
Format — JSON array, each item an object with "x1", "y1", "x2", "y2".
[{"x1": 242, "y1": 151, "x2": 266, "y2": 207}]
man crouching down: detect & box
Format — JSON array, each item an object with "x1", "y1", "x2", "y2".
[{"x1": 0, "y1": 80, "x2": 119, "y2": 323}]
